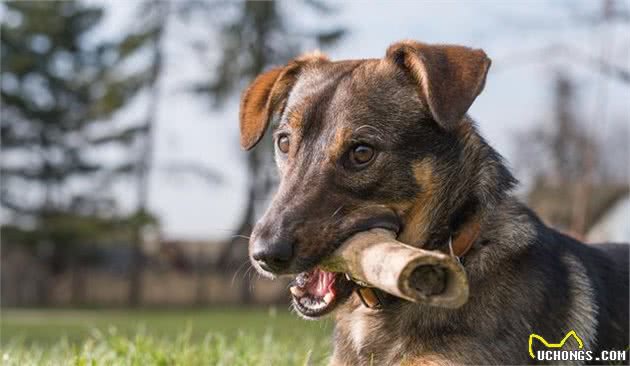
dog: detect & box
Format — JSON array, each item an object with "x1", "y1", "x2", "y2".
[{"x1": 239, "y1": 40, "x2": 629, "y2": 365}]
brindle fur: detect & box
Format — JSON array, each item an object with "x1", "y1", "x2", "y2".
[{"x1": 240, "y1": 40, "x2": 629, "y2": 365}]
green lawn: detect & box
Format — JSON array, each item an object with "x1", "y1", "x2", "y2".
[{"x1": 1, "y1": 308, "x2": 334, "y2": 365}]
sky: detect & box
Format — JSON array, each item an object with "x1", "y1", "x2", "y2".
[{"x1": 96, "y1": 0, "x2": 629, "y2": 241}]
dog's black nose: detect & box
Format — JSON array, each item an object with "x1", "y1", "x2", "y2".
[{"x1": 251, "y1": 239, "x2": 294, "y2": 273}]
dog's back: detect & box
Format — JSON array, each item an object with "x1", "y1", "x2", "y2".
[
  {"x1": 527, "y1": 223, "x2": 629, "y2": 360},
  {"x1": 583, "y1": 242, "x2": 629, "y2": 354}
]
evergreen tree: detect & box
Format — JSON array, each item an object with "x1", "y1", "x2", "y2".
[
  {"x1": 1, "y1": 1, "x2": 150, "y2": 216},
  {"x1": 1, "y1": 1, "x2": 157, "y2": 304},
  {"x1": 120, "y1": 0, "x2": 170, "y2": 306}
]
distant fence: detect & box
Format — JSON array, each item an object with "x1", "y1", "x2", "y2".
[{"x1": 1, "y1": 244, "x2": 288, "y2": 307}]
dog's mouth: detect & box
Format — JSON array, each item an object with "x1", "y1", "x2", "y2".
[
  {"x1": 290, "y1": 268, "x2": 354, "y2": 318},
  {"x1": 289, "y1": 216, "x2": 401, "y2": 318}
]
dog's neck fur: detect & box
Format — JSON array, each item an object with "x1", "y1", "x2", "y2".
[{"x1": 421, "y1": 118, "x2": 517, "y2": 252}]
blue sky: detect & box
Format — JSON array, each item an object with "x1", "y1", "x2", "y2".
[{"x1": 95, "y1": 0, "x2": 628, "y2": 240}]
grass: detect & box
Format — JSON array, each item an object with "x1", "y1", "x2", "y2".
[{"x1": 1, "y1": 308, "x2": 334, "y2": 365}]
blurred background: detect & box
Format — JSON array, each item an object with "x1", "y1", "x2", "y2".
[{"x1": 0, "y1": 0, "x2": 628, "y2": 357}]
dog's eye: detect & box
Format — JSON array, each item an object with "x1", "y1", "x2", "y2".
[
  {"x1": 349, "y1": 144, "x2": 375, "y2": 167},
  {"x1": 277, "y1": 135, "x2": 290, "y2": 154}
]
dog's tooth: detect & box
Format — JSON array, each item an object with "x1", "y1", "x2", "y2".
[
  {"x1": 299, "y1": 297, "x2": 309, "y2": 306},
  {"x1": 290, "y1": 286, "x2": 305, "y2": 297},
  {"x1": 324, "y1": 292, "x2": 334, "y2": 304}
]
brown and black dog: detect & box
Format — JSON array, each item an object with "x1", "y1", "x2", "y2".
[{"x1": 239, "y1": 40, "x2": 629, "y2": 365}]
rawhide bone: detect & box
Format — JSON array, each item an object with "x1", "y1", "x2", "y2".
[{"x1": 320, "y1": 228, "x2": 469, "y2": 308}]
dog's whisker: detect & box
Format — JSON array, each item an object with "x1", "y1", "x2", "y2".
[
  {"x1": 207, "y1": 228, "x2": 248, "y2": 232},
  {"x1": 231, "y1": 234, "x2": 251, "y2": 240},
  {"x1": 247, "y1": 269, "x2": 260, "y2": 293},
  {"x1": 231, "y1": 259, "x2": 253, "y2": 287},
  {"x1": 354, "y1": 125, "x2": 384, "y2": 141},
  {"x1": 331, "y1": 205, "x2": 344, "y2": 218},
  {"x1": 242, "y1": 265, "x2": 253, "y2": 280}
]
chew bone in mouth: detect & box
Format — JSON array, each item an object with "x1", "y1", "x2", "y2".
[
  {"x1": 289, "y1": 228, "x2": 470, "y2": 318},
  {"x1": 290, "y1": 268, "x2": 345, "y2": 317},
  {"x1": 317, "y1": 229, "x2": 470, "y2": 309}
]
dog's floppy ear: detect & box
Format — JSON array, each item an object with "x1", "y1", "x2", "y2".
[
  {"x1": 386, "y1": 40, "x2": 491, "y2": 130},
  {"x1": 239, "y1": 52, "x2": 328, "y2": 150}
]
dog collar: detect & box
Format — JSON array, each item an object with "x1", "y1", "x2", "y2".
[
  {"x1": 354, "y1": 218, "x2": 481, "y2": 309},
  {"x1": 448, "y1": 217, "x2": 481, "y2": 259}
]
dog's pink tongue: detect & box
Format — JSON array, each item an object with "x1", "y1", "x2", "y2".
[{"x1": 307, "y1": 269, "x2": 336, "y2": 297}]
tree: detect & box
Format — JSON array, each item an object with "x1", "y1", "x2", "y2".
[
  {"x1": 518, "y1": 71, "x2": 628, "y2": 237},
  {"x1": 121, "y1": 0, "x2": 170, "y2": 306},
  {"x1": 183, "y1": 1, "x2": 345, "y2": 302},
  {"x1": 517, "y1": 73, "x2": 594, "y2": 183},
  {"x1": 0, "y1": 1, "x2": 156, "y2": 304},
  {"x1": 503, "y1": 0, "x2": 629, "y2": 238}
]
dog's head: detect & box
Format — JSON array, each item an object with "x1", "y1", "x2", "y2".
[{"x1": 240, "y1": 41, "x2": 499, "y2": 318}]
